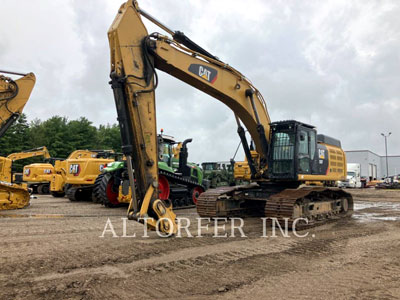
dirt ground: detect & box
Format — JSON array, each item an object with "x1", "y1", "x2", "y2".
[{"x1": 1, "y1": 188, "x2": 400, "y2": 300}]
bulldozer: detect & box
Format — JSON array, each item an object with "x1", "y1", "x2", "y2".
[
  {"x1": 105, "y1": 1, "x2": 353, "y2": 235},
  {"x1": 0, "y1": 70, "x2": 36, "y2": 209},
  {"x1": 93, "y1": 132, "x2": 205, "y2": 208}
]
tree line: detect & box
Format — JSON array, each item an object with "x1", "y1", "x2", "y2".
[{"x1": 0, "y1": 114, "x2": 121, "y2": 171}]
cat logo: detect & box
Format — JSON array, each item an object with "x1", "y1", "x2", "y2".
[
  {"x1": 199, "y1": 66, "x2": 211, "y2": 81},
  {"x1": 44, "y1": 169, "x2": 52, "y2": 174},
  {"x1": 24, "y1": 168, "x2": 30, "y2": 176},
  {"x1": 69, "y1": 164, "x2": 81, "y2": 176},
  {"x1": 188, "y1": 64, "x2": 218, "y2": 83}
]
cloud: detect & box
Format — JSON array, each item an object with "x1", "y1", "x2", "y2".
[{"x1": 0, "y1": 0, "x2": 399, "y2": 163}]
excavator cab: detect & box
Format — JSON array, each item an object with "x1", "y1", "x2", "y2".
[
  {"x1": 269, "y1": 120, "x2": 317, "y2": 180},
  {"x1": 269, "y1": 120, "x2": 344, "y2": 183}
]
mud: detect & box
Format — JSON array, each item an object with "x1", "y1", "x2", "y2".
[{"x1": 1, "y1": 189, "x2": 399, "y2": 299}]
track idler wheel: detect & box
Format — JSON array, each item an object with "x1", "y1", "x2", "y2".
[{"x1": 191, "y1": 186, "x2": 204, "y2": 205}]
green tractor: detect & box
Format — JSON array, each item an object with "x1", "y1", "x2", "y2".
[
  {"x1": 201, "y1": 161, "x2": 236, "y2": 188},
  {"x1": 93, "y1": 133, "x2": 206, "y2": 208}
]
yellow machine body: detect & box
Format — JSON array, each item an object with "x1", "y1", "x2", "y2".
[
  {"x1": 50, "y1": 150, "x2": 110, "y2": 196},
  {"x1": 23, "y1": 163, "x2": 54, "y2": 182},
  {"x1": 65, "y1": 157, "x2": 115, "y2": 186}
]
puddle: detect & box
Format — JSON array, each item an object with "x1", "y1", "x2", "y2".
[
  {"x1": 352, "y1": 213, "x2": 400, "y2": 222},
  {"x1": 353, "y1": 201, "x2": 400, "y2": 222},
  {"x1": 354, "y1": 202, "x2": 400, "y2": 211}
]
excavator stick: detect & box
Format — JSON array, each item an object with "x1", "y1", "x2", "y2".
[{"x1": 108, "y1": 1, "x2": 177, "y2": 235}]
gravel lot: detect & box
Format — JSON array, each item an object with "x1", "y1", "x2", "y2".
[{"x1": 1, "y1": 189, "x2": 399, "y2": 299}]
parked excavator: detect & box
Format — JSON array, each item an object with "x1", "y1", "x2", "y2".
[
  {"x1": 49, "y1": 149, "x2": 116, "y2": 200},
  {"x1": 64, "y1": 150, "x2": 116, "y2": 201},
  {"x1": 108, "y1": 1, "x2": 353, "y2": 234},
  {"x1": 23, "y1": 154, "x2": 68, "y2": 194},
  {"x1": 93, "y1": 131, "x2": 205, "y2": 208},
  {"x1": 0, "y1": 146, "x2": 49, "y2": 209},
  {"x1": 0, "y1": 70, "x2": 36, "y2": 209}
]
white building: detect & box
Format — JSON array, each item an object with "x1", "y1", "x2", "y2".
[{"x1": 345, "y1": 150, "x2": 400, "y2": 181}]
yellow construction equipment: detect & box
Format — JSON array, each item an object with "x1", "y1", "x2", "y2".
[
  {"x1": 0, "y1": 146, "x2": 49, "y2": 209},
  {"x1": 64, "y1": 150, "x2": 116, "y2": 201},
  {"x1": 0, "y1": 70, "x2": 36, "y2": 210},
  {"x1": 23, "y1": 162, "x2": 55, "y2": 194},
  {"x1": 0, "y1": 70, "x2": 35, "y2": 138},
  {"x1": 108, "y1": 1, "x2": 352, "y2": 235},
  {"x1": 47, "y1": 149, "x2": 116, "y2": 200},
  {"x1": 50, "y1": 150, "x2": 113, "y2": 198}
]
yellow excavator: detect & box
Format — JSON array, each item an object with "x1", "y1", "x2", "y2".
[
  {"x1": 108, "y1": 1, "x2": 353, "y2": 235},
  {"x1": 0, "y1": 146, "x2": 49, "y2": 209},
  {"x1": 0, "y1": 70, "x2": 36, "y2": 209},
  {"x1": 50, "y1": 149, "x2": 116, "y2": 199}
]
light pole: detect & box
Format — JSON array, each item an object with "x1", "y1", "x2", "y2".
[{"x1": 381, "y1": 132, "x2": 391, "y2": 178}]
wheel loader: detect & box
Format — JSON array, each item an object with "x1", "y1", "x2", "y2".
[
  {"x1": 0, "y1": 70, "x2": 36, "y2": 210},
  {"x1": 93, "y1": 132, "x2": 205, "y2": 208},
  {"x1": 105, "y1": 1, "x2": 353, "y2": 235}
]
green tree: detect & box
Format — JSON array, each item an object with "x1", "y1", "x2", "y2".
[
  {"x1": 0, "y1": 113, "x2": 31, "y2": 156},
  {"x1": 97, "y1": 124, "x2": 121, "y2": 151}
]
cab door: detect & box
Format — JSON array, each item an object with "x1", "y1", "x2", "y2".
[
  {"x1": 297, "y1": 128, "x2": 319, "y2": 175},
  {"x1": 297, "y1": 129, "x2": 311, "y2": 174}
]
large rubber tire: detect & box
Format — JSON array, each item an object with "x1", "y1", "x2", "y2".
[
  {"x1": 98, "y1": 173, "x2": 120, "y2": 208},
  {"x1": 92, "y1": 174, "x2": 104, "y2": 203},
  {"x1": 51, "y1": 191, "x2": 65, "y2": 198}
]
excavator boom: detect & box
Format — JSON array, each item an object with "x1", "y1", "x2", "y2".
[
  {"x1": 0, "y1": 70, "x2": 36, "y2": 138},
  {"x1": 7, "y1": 146, "x2": 51, "y2": 161}
]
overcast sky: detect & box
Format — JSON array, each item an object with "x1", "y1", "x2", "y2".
[{"x1": 1, "y1": 0, "x2": 399, "y2": 162}]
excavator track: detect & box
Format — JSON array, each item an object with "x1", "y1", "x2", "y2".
[
  {"x1": 66, "y1": 185, "x2": 94, "y2": 202},
  {"x1": 197, "y1": 185, "x2": 353, "y2": 230},
  {"x1": 0, "y1": 182, "x2": 30, "y2": 210},
  {"x1": 264, "y1": 187, "x2": 353, "y2": 230},
  {"x1": 196, "y1": 185, "x2": 250, "y2": 217}
]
